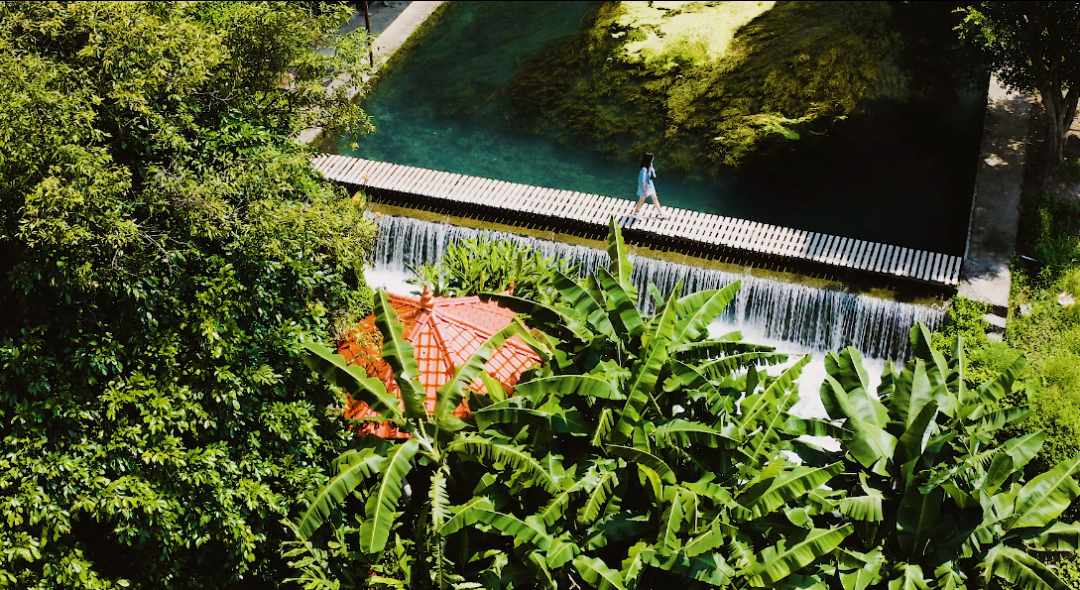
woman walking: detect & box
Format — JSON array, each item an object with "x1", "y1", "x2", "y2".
[{"x1": 632, "y1": 152, "x2": 668, "y2": 221}]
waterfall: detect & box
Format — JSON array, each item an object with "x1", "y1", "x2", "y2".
[{"x1": 367, "y1": 213, "x2": 945, "y2": 362}]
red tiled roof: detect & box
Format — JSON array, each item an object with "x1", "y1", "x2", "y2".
[{"x1": 338, "y1": 286, "x2": 541, "y2": 438}]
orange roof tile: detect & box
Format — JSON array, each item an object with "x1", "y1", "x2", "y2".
[{"x1": 338, "y1": 285, "x2": 541, "y2": 438}]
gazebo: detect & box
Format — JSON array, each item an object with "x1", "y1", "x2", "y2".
[{"x1": 337, "y1": 285, "x2": 541, "y2": 438}]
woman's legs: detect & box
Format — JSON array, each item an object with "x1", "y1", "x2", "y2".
[{"x1": 632, "y1": 193, "x2": 666, "y2": 218}]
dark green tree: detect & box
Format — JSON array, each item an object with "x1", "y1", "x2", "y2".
[
  {"x1": 0, "y1": 2, "x2": 375, "y2": 588},
  {"x1": 959, "y1": 2, "x2": 1080, "y2": 173}
]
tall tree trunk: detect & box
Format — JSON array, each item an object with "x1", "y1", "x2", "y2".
[
  {"x1": 1042, "y1": 85, "x2": 1080, "y2": 175},
  {"x1": 1030, "y1": 49, "x2": 1076, "y2": 176}
]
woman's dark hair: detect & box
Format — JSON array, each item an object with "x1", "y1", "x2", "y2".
[{"x1": 640, "y1": 152, "x2": 654, "y2": 168}]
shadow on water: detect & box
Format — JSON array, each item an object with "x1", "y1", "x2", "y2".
[{"x1": 341, "y1": 1, "x2": 986, "y2": 255}]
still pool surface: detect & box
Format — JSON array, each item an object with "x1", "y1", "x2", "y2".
[{"x1": 340, "y1": 1, "x2": 986, "y2": 254}]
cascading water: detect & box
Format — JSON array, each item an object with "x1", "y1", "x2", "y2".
[{"x1": 366, "y1": 213, "x2": 944, "y2": 363}]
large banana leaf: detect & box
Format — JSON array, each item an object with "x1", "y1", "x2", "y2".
[
  {"x1": 784, "y1": 417, "x2": 852, "y2": 440},
  {"x1": 934, "y1": 563, "x2": 968, "y2": 590},
  {"x1": 742, "y1": 356, "x2": 811, "y2": 460},
  {"x1": 607, "y1": 444, "x2": 677, "y2": 484},
  {"x1": 470, "y1": 509, "x2": 553, "y2": 551},
  {"x1": 598, "y1": 268, "x2": 645, "y2": 340},
  {"x1": 683, "y1": 519, "x2": 729, "y2": 557},
  {"x1": 479, "y1": 370, "x2": 508, "y2": 403},
  {"x1": 736, "y1": 463, "x2": 843, "y2": 520},
  {"x1": 671, "y1": 281, "x2": 741, "y2": 345},
  {"x1": 982, "y1": 545, "x2": 1072, "y2": 590},
  {"x1": 983, "y1": 452, "x2": 1017, "y2": 495},
  {"x1": 967, "y1": 407, "x2": 1031, "y2": 437},
  {"x1": 552, "y1": 270, "x2": 616, "y2": 339},
  {"x1": 296, "y1": 448, "x2": 384, "y2": 539},
  {"x1": 671, "y1": 339, "x2": 775, "y2": 361},
  {"x1": 429, "y1": 467, "x2": 449, "y2": 530},
  {"x1": 662, "y1": 360, "x2": 719, "y2": 396},
  {"x1": 611, "y1": 341, "x2": 668, "y2": 444},
  {"x1": 974, "y1": 356, "x2": 1027, "y2": 407},
  {"x1": 472, "y1": 401, "x2": 584, "y2": 434},
  {"x1": 480, "y1": 293, "x2": 592, "y2": 342},
  {"x1": 1030, "y1": 521, "x2": 1080, "y2": 550},
  {"x1": 358, "y1": 437, "x2": 420, "y2": 554},
  {"x1": 300, "y1": 341, "x2": 402, "y2": 419},
  {"x1": 606, "y1": 218, "x2": 636, "y2": 298},
  {"x1": 1008, "y1": 452, "x2": 1080, "y2": 530},
  {"x1": 583, "y1": 514, "x2": 651, "y2": 551},
  {"x1": 838, "y1": 474, "x2": 885, "y2": 524},
  {"x1": 820, "y1": 375, "x2": 897, "y2": 469},
  {"x1": 838, "y1": 548, "x2": 884, "y2": 590},
  {"x1": 652, "y1": 419, "x2": 742, "y2": 450},
  {"x1": 547, "y1": 538, "x2": 580, "y2": 570},
  {"x1": 643, "y1": 280, "x2": 679, "y2": 349},
  {"x1": 889, "y1": 563, "x2": 932, "y2": 590},
  {"x1": 746, "y1": 525, "x2": 853, "y2": 587},
  {"x1": 658, "y1": 487, "x2": 687, "y2": 554},
  {"x1": 896, "y1": 478, "x2": 944, "y2": 558},
  {"x1": 578, "y1": 470, "x2": 617, "y2": 525},
  {"x1": 529, "y1": 552, "x2": 558, "y2": 590},
  {"x1": 513, "y1": 375, "x2": 624, "y2": 403},
  {"x1": 435, "y1": 320, "x2": 533, "y2": 420},
  {"x1": 373, "y1": 290, "x2": 428, "y2": 419},
  {"x1": 575, "y1": 554, "x2": 629, "y2": 590},
  {"x1": 429, "y1": 467, "x2": 450, "y2": 588},
  {"x1": 437, "y1": 496, "x2": 495, "y2": 535},
  {"x1": 649, "y1": 550, "x2": 735, "y2": 587},
  {"x1": 536, "y1": 479, "x2": 585, "y2": 526},
  {"x1": 887, "y1": 360, "x2": 939, "y2": 432},
  {"x1": 621, "y1": 541, "x2": 655, "y2": 589},
  {"x1": 824, "y1": 347, "x2": 870, "y2": 394},
  {"x1": 895, "y1": 401, "x2": 938, "y2": 466},
  {"x1": 592, "y1": 407, "x2": 614, "y2": 448},
  {"x1": 447, "y1": 435, "x2": 561, "y2": 494},
  {"x1": 738, "y1": 356, "x2": 808, "y2": 426},
  {"x1": 698, "y1": 352, "x2": 787, "y2": 381}
]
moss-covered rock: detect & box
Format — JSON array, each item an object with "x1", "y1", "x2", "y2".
[{"x1": 509, "y1": 1, "x2": 962, "y2": 171}]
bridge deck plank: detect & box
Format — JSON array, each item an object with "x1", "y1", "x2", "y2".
[{"x1": 316, "y1": 157, "x2": 959, "y2": 288}]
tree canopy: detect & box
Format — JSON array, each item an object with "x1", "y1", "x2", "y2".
[
  {"x1": 959, "y1": 1, "x2": 1080, "y2": 172},
  {"x1": 0, "y1": 2, "x2": 376, "y2": 588}
]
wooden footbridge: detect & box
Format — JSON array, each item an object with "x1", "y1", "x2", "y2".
[{"x1": 313, "y1": 154, "x2": 962, "y2": 288}]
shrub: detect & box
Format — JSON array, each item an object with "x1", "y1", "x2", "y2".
[
  {"x1": 0, "y1": 2, "x2": 376, "y2": 587},
  {"x1": 409, "y1": 235, "x2": 579, "y2": 306}
]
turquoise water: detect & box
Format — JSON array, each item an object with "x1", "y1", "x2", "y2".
[{"x1": 340, "y1": 1, "x2": 985, "y2": 254}]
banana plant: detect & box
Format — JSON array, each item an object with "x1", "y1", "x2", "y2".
[
  {"x1": 453, "y1": 220, "x2": 853, "y2": 589},
  {"x1": 287, "y1": 288, "x2": 563, "y2": 589},
  {"x1": 810, "y1": 325, "x2": 1080, "y2": 590},
  {"x1": 287, "y1": 220, "x2": 854, "y2": 589}
]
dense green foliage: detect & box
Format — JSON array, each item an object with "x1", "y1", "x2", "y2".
[
  {"x1": 958, "y1": 2, "x2": 1080, "y2": 173},
  {"x1": 409, "y1": 235, "x2": 578, "y2": 306},
  {"x1": 291, "y1": 221, "x2": 850, "y2": 588},
  {"x1": 292, "y1": 222, "x2": 1080, "y2": 589},
  {"x1": 0, "y1": 2, "x2": 377, "y2": 588},
  {"x1": 508, "y1": 1, "x2": 972, "y2": 170},
  {"x1": 820, "y1": 332, "x2": 1079, "y2": 590},
  {"x1": 934, "y1": 190, "x2": 1080, "y2": 585}
]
